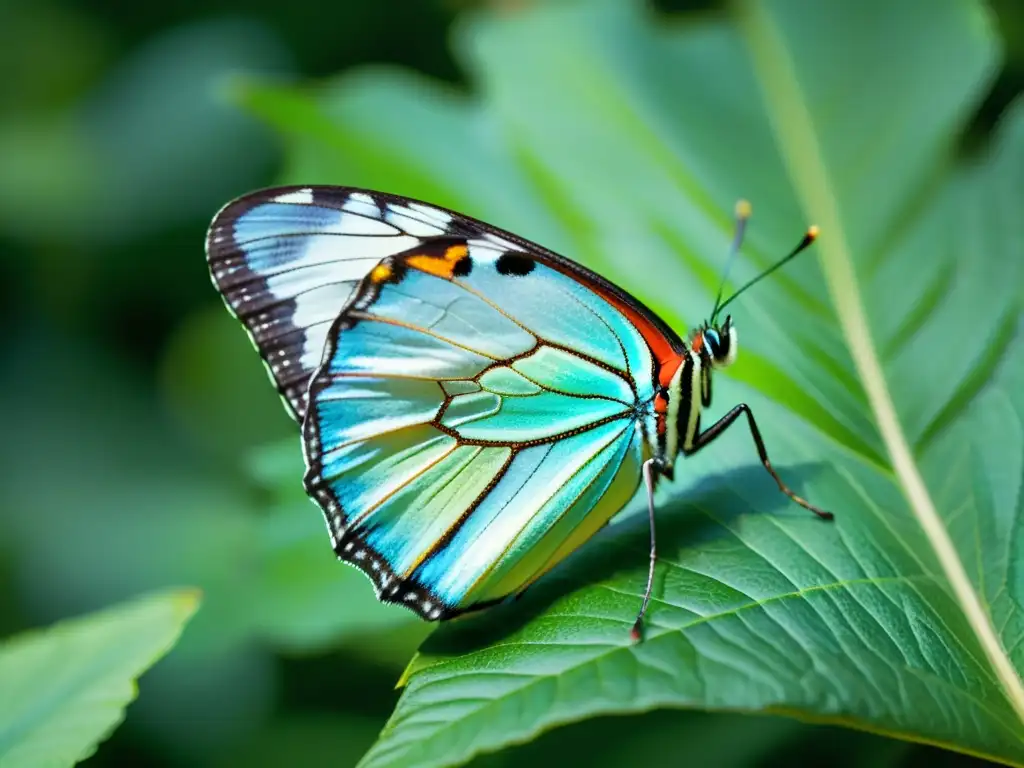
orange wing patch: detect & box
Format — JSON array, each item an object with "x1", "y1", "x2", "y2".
[{"x1": 407, "y1": 244, "x2": 470, "y2": 279}]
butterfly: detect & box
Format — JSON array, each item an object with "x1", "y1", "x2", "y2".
[{"x1": 206, "y1": 186, "x2": 832, "y2": 640}]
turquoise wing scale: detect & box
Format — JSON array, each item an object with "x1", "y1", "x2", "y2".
[{"x1": 207, "y1": 186, "x2": 682, "y2": 620}]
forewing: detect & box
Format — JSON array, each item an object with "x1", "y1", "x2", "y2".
[
  {"x1": 205, "y1": 186, "x2": 476, "y2": 420},
  {"x1": 303, "y1": 231, "x2": 662, "y2": 618}
]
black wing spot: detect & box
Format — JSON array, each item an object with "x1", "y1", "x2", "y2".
[
  {"x1": 452, "y1": 254, "x2": 473, "y2": 277},
  {"x1": 495, "y1": 252, "x2": 535, "y2": 276}
]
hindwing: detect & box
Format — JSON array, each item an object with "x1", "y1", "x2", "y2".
[{"x1": 304, "y1": 226, "x2": 677, "y2": 617}]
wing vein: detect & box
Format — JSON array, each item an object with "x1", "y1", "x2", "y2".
[
  {"x1": 346, "y1": 442, "x2": 461, "y2": 530},
  {"x1": 462, "y1": 421, "x2": 632, "y2": 597},
  {"x1": 348, "y1": 311, "x2": 503, "y2": 362},
  {"x1": 442, "y1": 274, "x2": 634, "y2": 386}
]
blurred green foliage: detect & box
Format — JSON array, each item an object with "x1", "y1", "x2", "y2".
[
  {"x1": 0, "y1": 591, "x2": 198, "y2": 766},
  {"x1": 0, "y1": 0, "x2": 1021, "y2": 766}
]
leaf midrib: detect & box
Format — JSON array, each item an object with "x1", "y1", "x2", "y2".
[{"x1": 736, "y1": 0, "x2": 1024, "y2": 730}]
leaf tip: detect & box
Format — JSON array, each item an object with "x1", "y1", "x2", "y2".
[
  {"x1": 169, "y1": 588, "x2": 203, "y2": 621},
  {"x1": 395, "y1": 651, "x2": 421, "y2": 689}
]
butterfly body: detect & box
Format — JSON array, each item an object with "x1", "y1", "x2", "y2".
[{"x1": 207, "y1": 185, "x2": 827, "y2": 630}]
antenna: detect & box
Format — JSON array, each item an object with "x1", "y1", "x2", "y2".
[
  {"x1": 709, "y1": 200, "x2": 752, "y2": 323},
  {"x1": 710, "y1": 224, "x2": 819, "y2": 323}
]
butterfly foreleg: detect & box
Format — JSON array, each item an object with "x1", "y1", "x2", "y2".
[{"x1": 683, "y1": 404, "x2": 833, "y2": 521}]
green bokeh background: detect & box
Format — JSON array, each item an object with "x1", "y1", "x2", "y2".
[{"x1": 1, "y1": 0, "x2": 1021, "y2": 766}]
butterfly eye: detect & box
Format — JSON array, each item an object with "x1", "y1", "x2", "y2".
[{"x1": 704, "y1": 329, "x2": 721, "y2": 356}]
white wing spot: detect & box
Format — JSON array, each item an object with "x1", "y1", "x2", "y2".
[
  {"x1": 409, "y1": 202, "x2": 452, "y2": 227},
  {"x1": 344, "y1": 192, "x2": 380, "y2": 218},
  {"x1": 467, "y1": 241, "x2": 503, "y2": 263},
  {"x1": 484, "y1": 232, "x2": 518, "y2": 250},
  {"x1": 274, "y1": 188, "x2": 314, "y2": 204},
  {"x1": 386, "y1": 205, "x2": 446, "y2": 236}
]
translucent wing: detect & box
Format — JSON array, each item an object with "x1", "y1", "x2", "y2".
[
  {"x1": 205, "y1": 186, "x2": 478, "y2": 420},
  {"x1": 304, "y1": 224, "x2": 683, "y2": 618}
]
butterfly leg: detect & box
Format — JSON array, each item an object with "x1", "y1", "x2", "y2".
[
  {"x1": 684, "y1": 404, "x2": 833, "y2": 520},
  {"x1": 631, "y1": 457, "x2": 664, "y2": 642}
]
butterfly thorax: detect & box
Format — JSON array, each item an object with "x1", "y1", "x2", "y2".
[{"x1": 656, "y1": 319, "x2": 738, "y2": 473}]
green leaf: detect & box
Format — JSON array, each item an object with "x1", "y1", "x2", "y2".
[
  {"x1": 738, "y1": 0, "x2": 1024, "y2": 734},
  {"x1": 0, "y1": 589, "x2": 200, "y2": 767},
  {"x1": 238, "y1": 0, "x2": 1024, "y2": 765},
  {"x1": 465, "y1": 709, "x2": 910, "y2": 768}
]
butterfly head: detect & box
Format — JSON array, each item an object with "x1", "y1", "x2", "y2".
[{"x1": 692, "y1": 316, "x2": 737, "y2": 369}]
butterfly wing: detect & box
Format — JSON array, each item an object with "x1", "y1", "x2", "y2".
[
  {"x1": 205, "y1": 186, "x2": 480, "y2": 420},
  {"x1": 301, "y1": 198, "x2": 687, "y2": 618}
]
